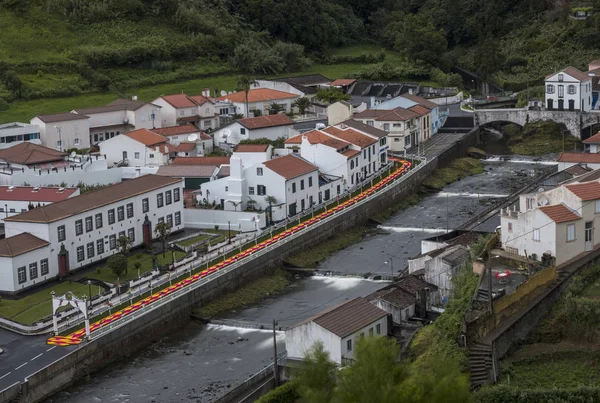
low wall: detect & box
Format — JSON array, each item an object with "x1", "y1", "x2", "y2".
[
  {"x1": 7, "y1": 166, "x2": 122, "y2": 187},
  {"x1": 184, "y1": 209, "x2": 267, "y2": 232}
]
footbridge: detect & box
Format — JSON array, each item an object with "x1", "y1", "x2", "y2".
[{"x1": 473, "y1": 108, "x2": 600, "y2": 138}]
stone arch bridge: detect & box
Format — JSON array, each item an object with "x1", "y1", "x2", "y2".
[{"x1": 473, "y1": 108, "x2": 600, "y2": 139}]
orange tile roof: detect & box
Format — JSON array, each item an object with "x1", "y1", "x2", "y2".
[
  {"x1": 125, "y1": 129, "x2": 168, "y2": 146},
  {"x1": 545, "y1": 66, "x2": 591, "y2": 82},
  {"x1": 329, "y1": 79, "x2": 356, "y2": 86},
  {"x1": 323, "y1": 126, "x2": 377, "y2": 149},
  {"x1": 169, "y1": 143, "x2": 197, "y2": 153},
  {"x1": 565, "y1": 181, "x2": 600, "y2": 200},
  {"x1": 341, "y1": 149, "x2": 361, "y2": 158},
  {"x1": 263, "y1": 155, "x2": 317, "y2": 179},
  {"x1": 160, "y1": 94, "x2": 197, "y2": 108},
  {"x1": 152, "y1": 124, "x2": 202, "y2": 137},
  {"x1": 409, "y1": 105, "x2": 431, "y2": 116},
  {"x1": 401, "y1": 93, "x2": 438, "y2": 109},
  {"x1": 188, "y1": 95, "x2": 214, "y2": 105},
  {"x1": 234, "y1": 144, "x2": 270, "y2": 152},
  {"x1": 558, "y1": 152, "x2": 600, "y2": 164},
  {"x1": 583, "y1": 132, "x2": 600, "y2": 144},
  {"x1": 354, "y1": 107, "x2": 420, "y2": 122},
  {"x1": 539, "y1": 204, "x2": 581, "y2": 223},
  {"x1": 172, "y1": 156, "x2": 230, "y2": 165},
  {"x1": 237, "y1": 114, "x2": 294, "y2": 129},
  {"x1": 285, "y1": 130, "x2": 350, "y2": 150},
  {"x1": 215, "y1": 89, "x2": 298, "y2": 103}
]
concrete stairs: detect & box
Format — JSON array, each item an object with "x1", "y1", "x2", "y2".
[
  {"x1": 469, "y1": 341, "x2": 493, "y2": 388},
  {"x1": 475, "y1": 288, "x2": 489, "y2": 303},
  {"x1": 9, "y1": 388, "x2": 22, "y2": 403},
  {"x1": 553, "y1": 269, "x2": 569, "y2": 286}
]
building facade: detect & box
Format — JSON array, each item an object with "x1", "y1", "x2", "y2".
[
  {"x1": 0, "y1": 186, "x2": 79, "y2": 223},
  {"x1": 30, "y1": 113, "x2": 91, "y2": 150},
  {"x1": 212, "y1": 114, "x2": 296, "y2": 149},
  {"x1": 0, "y1": 123, "x2": 42, "y2": 149},
  {"x1": 545, "y1": 67, "x2": 592, "y2": 112},
  {"x1": 215, "y1": 88, "x2": 300, "y2": 117},
  {"x1": 151, "y1": 91, "x2": 218, "y2": 130}
]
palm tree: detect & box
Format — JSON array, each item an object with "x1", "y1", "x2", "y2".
[
  {"x1": 116, "y1": 235, "x2": 132, "y2": 273},
  {"x1": 236, "y1": 76, "x2": 258, "y2": 117},
  {"x1": 293, "y1": 97, "x2": 311, "y2": 115},
  {"x1": 228, "y1": 200, "x2": 242, "y2": 211},
  {"x1": 265, "y1": 195, "x2": 277, "y2": 225},
  {"x1": 268, "y1": 102, "x2": 285, "y2": 115},
  {"x1": 155, "y1": 222, "x2": 171, "y2": 258}
]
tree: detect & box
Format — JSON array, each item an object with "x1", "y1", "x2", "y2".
[
  {"x1": 228, "y1": 200, "x2": 242, "y2": 211},
  {"x1": 251, "y1": 108, "x2": 263, "y2": 117},
  {"x1": 267, "y1": 102, "x2": 284, "y2": 115},
  {"x1": 390, "y1": 14, "x2": 447, "y2": 66},
  {"x1": 117, "y1": 235, "x2": 132, "y2": 272},
  {"x1": 236, "y1": 75, "x2": 258, "y2": 117},
  {"x1": 265, "y1": 195, "x2": 277, "y2": 225},
  {"x1": 315, "y1": 87, "x2": 351, "y2": 104},
  {"x1": 155, "y1": 222, "x2": 170, "y2": 257},
  {"x1": 107, "y1": 254, "x2": 127, "y2": 280},
  {"x1": 296, "y1": 342, "x2": 336, "y2": 403},
  {"x1": 293, "y1": 97, "x2": 311, "y2": 115}
]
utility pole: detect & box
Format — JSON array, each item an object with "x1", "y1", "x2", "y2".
[
  {"x1": 273, "y1": 319, "x2": 280, "y2": 386},
  {"x1": 446, "y1": 193, "x2": 449, "y2": 233},
  {"x1": 487, "y1": 253, "x2": 493, "y2": 317}
]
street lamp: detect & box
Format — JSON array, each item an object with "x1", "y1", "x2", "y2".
[
  {"x1": 171, "y1": 245, "x2": 175, "y2": 271},
  {"x1": 87, "y1": 280, "x2": 92, "y2": 310},
  {"x1": 228, "y1": 220, "x2": 231, "y2": 244}
]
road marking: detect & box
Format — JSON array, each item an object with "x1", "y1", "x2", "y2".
[
  {"x1": 30, "y1": 353, "x2": 43, "y2": 361},
  {"x1": 15, "y1": 363, "x2": 27, "y2": 370},
  {"x1": 0, "y1": 372, "x2": 11, "y2": 380},
  {"x1": 46, "y1": 346, "x2": 56, "y2": 352}
]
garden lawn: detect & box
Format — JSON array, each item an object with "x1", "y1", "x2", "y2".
[
  {"x1": 0, "y1": 281, "x2": 101, "y2": 325},
  {"x1": 178, "y1": 234, "x2": 211, "y2": 247},
  {"x1": 88, "y1": 252, "x2": 185, "y2": 284}
]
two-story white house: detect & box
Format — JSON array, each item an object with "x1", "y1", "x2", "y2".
[
  {"x1": 0, "y1": 123, "x2": 42, "y2": 150},
  {"x1": 72, "y1": 98, "x2": 162, "y2": 145},
  {"x1": 285, "y1": 297, "x2": 388, "y2": 365},
  {"x1": 151, "y1": 91, "x2": 218, "y2": 131},
  {"x1": 152, "y1": 124, "x2": 213, "y2": 156},
  {"x1": 354, "y1": 107, "x2": 422, "y2": 153},
  {"x1": 1, "y1": 175, "x2": 183, "y2": 293},
  {"x1": 212, "y1": 114, "x2": 296, "y2": 149},
  {"x1": 545, "y1": 67, "x2": 592, "y2": 112},
  {"x1": 0, "y1": 186, "x2": 79, "y2": 223},
  {"x1": 30, "y1": 113, "x2": 91, "y2": 151},
  {"x1": 215, "y1": 88, "x2": 300, "y2": 117},
  {"x1": 99, "y1": 128, "x2": 171, "y2": 167}
]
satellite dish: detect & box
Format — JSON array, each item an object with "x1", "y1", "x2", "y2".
[
  {"x1": 228, "y1": 91, "x2": 233, "y2": 95},
  {"x1": 220, "y1": 90, "x2": 227, "y2": 96},
  {"x1": 538, "y1": 197, "x2": 549, "y2": 206},
  {"x1": 221, "y1": 129, "x2": 231, "y2": 139},
  {"x1": 538, "y1": 188, "x2": 545, "y2": 193},
  {"x1": 188, "y1": 133, "x2": 198, "y2": 142},
  {"x1": 70, "y1": 151, "x2": 77, "y2": 158}
]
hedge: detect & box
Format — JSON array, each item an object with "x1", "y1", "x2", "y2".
[
  {"x1": 255, "y1": 381, "x2": 300, "y2": 403},
  {"x1": 475, "y1": 385, "x2": 600, "y2": 403}
]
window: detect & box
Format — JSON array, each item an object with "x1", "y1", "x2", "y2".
[
  {"x1": 249, "y1": 187, "x2": 255, "y2": 195},
  {"x1": 568, "y1": 85, "x2": 576, "y2": 95},
  {"x1": 180, "y1": 110, "x2": 185, "y2": 117},
  {"x1": 363, "y1": 150, "x2": 366, "y2": 158},
  {"x1": 404, "y1": 136, "x2": 410, "y2": 147},
  {"x1": 347, "y1": 339, "x2": 352, "y2": 352},
  {"x1": 119, "y1": 231, "x2": 126, "y2": 239},
  {"x1": 134, "y1": 152, "x2": 140, "y2": 159},
  {"x1": 369, "y1": 327, "x2": 374, "y2": 336},
  {"x1": 300, "y1": 179, "x2": 305, "y2": 190},
  {"x1": 158, "y1": 217, "x2": 164, "y2": 224},
  {"x1": 558, "y1": 85, "x2": 564, "y2": 98},
  {"x1": 109, "y1": 234, "x2": 116, "y2": 250},
  {"x1": 17, "y1": 266, "x2": 26, "y2": 284},
  {"x1": 257, "y1": 167, "x2": 263, "y2": 176},
  {"x1": 301, "y1": 199, "x2": 305, "y2": 210},
  {"x1": 292, "y1": 182, "x2": 296, "y2": 193},
  {"x1": 394, "y1": 138, "x2": 400, "y2": 142},
  {"x1": 128, "y1": 228, "x2": 135, "y2": 242},
  {"x1": 165, "y1": 190, "x2": 172, "y2": 205},
  {"x1": 350, "y1": 160, "x2": 354, "y2": 169},
  {"x1": 173, "y1": 188, "x2": 180, "y2": 202},
  {"x1": 376, "y1": 324, "x2": 381, "y2": 335},
  {"x1": 74, "y1": 138, "x2": 80, "y2": 146},
  {"x1": 567, "y1": 224, "x2": 576, "y2": 242},
  {"x1": 257, "y1": 185, "x2": 266, "y2": 195},
  {"x1": 57, "y1": 225, "x2": 66, "y2": 242},
  {"x1": 126, "y1": 203, "x2": 134, "y2": 218},
  {"x1": 87, "y1": 242, "x2": 95, "y2": 259},
  {"x1": 95, "y1": 213, "x2": 103, "y2": 229},
  {"x1": 117, "y1": 206, "x2": 125, "y2": 221},
  {"x1": 533, "y1": 229, "x2": 540, "y2": 242},
  {"x1": 175, "y1": 211, "x2": 181, "y2": 226},
  {"x1": 142, "y1": 198, "x2": 149, "y2": 213},
  {"x1": 29, "y1": 262, "x2": 38, "y2": 280},
  {"x1": 157, "y1": 193, "x2": 164, "y2": 208},
  {"x1": 77, "y1": 246, "x2": 85, "y2": 262},
  {"x1": 383, "y1": 123, "x2": 390, "y2": 131},
  {"x1": 508, "y1": 222, "x2": 513, "y2": 232},
  {"x1": 595, "y1": 200, "x2": 600, "y2": 213},
  {"x1": 309, "y1": 176, "x2": 313, "y2": 187},
  {"x1": 225, "y1": 186, "x2": 229, "y2": 191},
  {"x1": 108, "y1": 209, "x2": 115, "y2": 224},
  {"x1": 56, "y1": 140, "x2": 62, "y2": 149},
  {"x1": 240, "y1": 128, "x2": 246, "y2": 135},
  {"x1": 366, "y1": 120, "x2": 374, "y2": 127},
  {"x1": 40, "y1": 259, "x2": 49, "y2": 276},
  {"x1": 558, "y1": 73, "x2": 564, "y2": 82},
  {"x1": 166, "y1": 214, "x2": 173, "y2": 228},
  {"x1": 149, "y1": 153, "x2": 155, "y2": 159},
  {"x1": 75, "y1": 219, "x2": 83, "y2": 236},
  {"x1": 96, "y1": 239, "x2": 104, "y2": 255},
  {"x1": 337, "y1": 185, "x2": 341, "y2": 195},
  {"x1": 546, "y1": 84, "x2": 555, "y2": 94}
]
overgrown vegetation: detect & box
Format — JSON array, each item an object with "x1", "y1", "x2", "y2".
[
  {"x1": 422, "y1": 157, "x2": 484, "y2": 190},
  {"x1": 503, "y1": 121, "x2": 582, "y2": 155}
]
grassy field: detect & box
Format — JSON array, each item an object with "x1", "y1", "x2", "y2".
[
  {"x1": 0, "y1": 281, "x2": 101, "y2": 325},
  {"x1": 87, "y1": 251, "x2": 185, "y2": 284},
  {"x1": 193, "y1": 270, "x2": 290, "y2": 319},
  {"x1": 422, "y1": 157, "x2": 484, "y2": 189}
]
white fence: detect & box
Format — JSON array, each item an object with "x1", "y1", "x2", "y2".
[
  {"x1": 121, "y1": 166, "x2": 159, "y2": 179},
  {"x1": 184, "y1": 209, "x2": 267, "y2": 232}
]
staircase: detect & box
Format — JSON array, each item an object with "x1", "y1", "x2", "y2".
[
  {"x1": 475, "y1": 288, "x2": 489, "y2": 303},
  {"x1": 469, "y1": 341, "x2": 493, "y2": 388},
  {"x1": 553, "y1": 268, "x2": 569, "y2": 286}
]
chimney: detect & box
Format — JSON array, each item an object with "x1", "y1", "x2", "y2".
[
  {"x1": 230, "y1": 155, "x2": 243, "y2": 179},
  {"x1": 132, "y1": 95, "x2": 138, "y2": 101},
  {"x1": 202, "y1": 88, "x2": 211, "y2": 98}
]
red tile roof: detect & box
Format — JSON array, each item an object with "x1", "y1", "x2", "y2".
[
  {"x1": 159, "y1": 94, "x2": 197, "y2": 109},
  {"x1": 341, "y1": 149, "x2": 361, "y2": 158},
  {"x1": 285, "y1": 130, "x2": 350, "y2": 150},
  {"x1": 169, "y1": 143, "x2": 197, "y2": 153},
  {"x1": 583, "y1": 132, "x2": 600, "y2": 144},
  {"x1": 566, "y1": 181, "x2": 600, "y2": 200},
  {"x1": 354, "y1": 107, "x2": 420, "y2": 122},
  {"x1": 409, "y1": 104, "x2": 432, "y2": 116},
  {"x1": 263, "y1": 155, "x2": 317, "y2": 179},
  {"x1": 188, "y1": 95, "x2": 214, "y2": 106},
  {"x1": 215, "y1": 89, "x2": 298, "y2": 103},
  {"x1": 558, "y1": 152, "x2": 600, "y2": 164},
  {"x1": 546, "y1": 66, "x2": 591, "y2": 82},
  {"x1": 237, "y1": 114, "x2": 294, "y2": 130},
  {"x1": 323, "y1": 126, "x2": 377, "y2": 149},
  {"x1": 401, "y1": 93, "x2": 438, "y2": 109},
  {"x1": 172, "y1": 156, "x2": 230, "y2": 165},
  {"x1": 234, "y1": 144, "x2": 270, "y2": 152},
  {"x1": 0, "y1": 143, "x2": 66, "y2": 165},
  {"x1": 329, "y1": 79, "x2": 356, "y2": 87},
  {"x1": 539, "y1": 204, "x2": 581, "y2": 223},
  {"x1": 152, "y1": 125, "x2": 202, "y2": 137},
  {"x1": 124, "y1": 129, "x2": 168, "y2": 146},
  {"x1": 0, "y1": 233, "x2": 49, "y2": 257},
  {"x1": 0, "y1": 186, "x2": 78, "y2": 202}
]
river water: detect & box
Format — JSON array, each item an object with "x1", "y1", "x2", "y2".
[{"x1": 47, "y1": 158, "x2": 553, "y2": 403}]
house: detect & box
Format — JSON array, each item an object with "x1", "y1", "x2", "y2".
[
  {"x1": 327, "y1": 101, "x2": 354, "y2": 126},
  {"x1": 151, "y1": 90, "x2": 218, "y2": 131},
  {"x1": 545, "y1": 67, "x2": 592, "y2": 111},
  {"x1": 30, "y1": 113, "x2": 90, "y2": 150},
  {"x1": 557, "y1": 152, "x2": 600, "y2": 171},
  {"x1": 212, "y1": 114, "x2": 296, "y2": 149},
  {"x1": 329, "y1": 79, "x2": 357, "y2": 92},
  {"x1": 348, "y1": 80, "x2": 420, "y2": 108},
  {"x1": 72, "y1": 98, "x2": 162, "y2": 145},
  {"x1": 0, "y1": 142, "x2": 67, "y2": 171},
  {"x1": 500, "y1": 176, "x2": 600, "y2": 266},
  {"x1": 583, "y1": 131, "x2": 600, "y2": 153},
  {"x1": 0, "y1": 186, "x2": 79, "y2": 223},
  {"x1": 1, "y1": 175, "x2": 183, "y2": 293},
  {"x1": 99, "y1": 128, "x2": 171, "y2": 167},
  {"x1": 0, "y1": 123, "x2": 41, "y2": 149},
  {"x1": 418, "y1": 245, "x2": 470, "y2": 302},
  {"x1": 285, "y1": 297, "x2": 389, "y2": 365},
  {"x1": 336, "y1": 119, "x2": 389, "y2": 164},
  {"x1": 215, "y1": 88, "x2": 300, "y2": 117},
  {"x1": 354, "y1": 108, "x2": 421, "y2": 152},
  {"x1": 152, "y1": 124, "x2": 213, "y2": 156},
  {"x1": 400, "y1": 93, "x2": 440, "y2": 137}
]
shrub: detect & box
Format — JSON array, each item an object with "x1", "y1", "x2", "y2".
[{"x1": 255, "y1": 382, "x2": 300, "y2": 403}]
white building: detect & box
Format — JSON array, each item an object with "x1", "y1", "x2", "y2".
[
  {"x1": 370, "y1": 93, "x2": 441, "y2": 137},
  {"x1": 557, "y1": 152, "x2": 600, "y2": 171},
  {"x1": 72, "y1": 98, "x2": 162, "y2": 146},
  {"x1": 545, "y1": 67, "x2": 592, "y2": 112},
  {"x1": 212, "y1": 114, "x2": 296, "y2": 149},
  {"x1": 30, "y1": 113, "x2": 90, "y2": 150},
  {"x1": 583, "y1": 132, "x2": 600, "y2": 153},
  {"x1": 99, "y1": 128, "x2": 171, "y2": 167},
  {"x1": 285, "y1": 297, "x2": 388, "y2": 365},
  {"x1": 152, "y1": 124, "x2": 213, "y2": 156},
  {"x1": 0, "y1": 185, "x2": 79, "y2": 223},
  {"x1": 1, "y1": 175, "x2": 183, "y2": 293},
  {"x1": 500, "y1": 178, "x2": 600, "y2": 266},
  {"x1": 354, "y1": 107, "x2": 422, "y2": 153},
  {"x1": 327, "y1": 101, "x2": 354, "y2": 126},
  {"x1": 0, "y1": 123, "x2": 41, "y2": 149},
  {"x1": 151, "y1": 91, "x2": 218, "y2": 131},
  {"x1": 215, "y1": 88, "x2": 299, "y2": 117}
]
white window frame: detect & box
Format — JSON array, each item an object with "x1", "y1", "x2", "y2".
[
  {"x1": 533, "y1": 228, "x2": 540, "y2": 242},
  {"x1": 567, "y1": 224, "x2": 576, "y2": 242}
]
